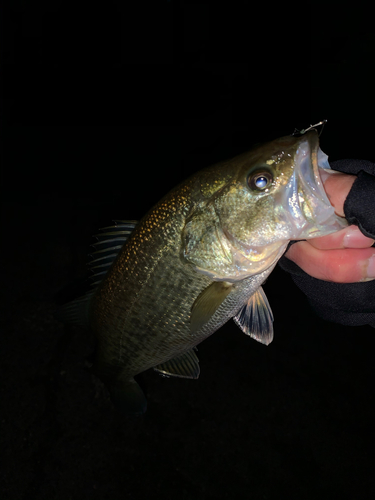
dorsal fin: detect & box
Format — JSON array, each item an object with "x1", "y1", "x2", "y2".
[
  {"x1": 55, "y1": 220, "x2": 137, "y2": 326},
  {"x1": 89, "y1": 220, "x2": 138, "y2": 285}
]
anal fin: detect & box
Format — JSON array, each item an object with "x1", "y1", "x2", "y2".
[{"x1": 154, "y1": 348, "x2": 200, "y2": 379}]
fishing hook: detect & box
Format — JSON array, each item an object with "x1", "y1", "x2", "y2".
[{"x1": 292, "y1": 119, "x2": 327, "y2": 137}]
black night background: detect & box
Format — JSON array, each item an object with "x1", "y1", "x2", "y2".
[{"x1": 2, "y1": 3, "x2": 375, "y2": 499}]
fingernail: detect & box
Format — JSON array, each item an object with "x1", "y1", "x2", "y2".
[
  {"x1": 344, "y1": 226, "x2": 375, "y2": 248},
  {"x1": 363, "y1": 254, "x2": 375, "y2": 281}
]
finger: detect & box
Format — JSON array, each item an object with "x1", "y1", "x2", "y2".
[
  {"x1": 308, "y1": 225, "x2": 375, "y2": 250},
  {"x1": 323, "y1": 171, "x2": 356, "y2": 217},
  {"x1": 285, "y1": 241, "x2": 375, "y2": 283}
]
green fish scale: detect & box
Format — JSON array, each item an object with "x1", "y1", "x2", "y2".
[{"x1": 90, "y1": 181, "x2": 213, "y2": 378}]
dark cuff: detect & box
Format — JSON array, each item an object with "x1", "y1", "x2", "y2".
[
  {"x1": 330, "y1": 159, "x2": 375, "y2": 239},
  {"x1": 344, "y1": 170, "x2": 375, "y2": 239}
]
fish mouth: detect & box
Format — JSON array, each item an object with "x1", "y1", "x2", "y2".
[{"x1": 284, "y1": 130, "x2": 347, "y2": 239}]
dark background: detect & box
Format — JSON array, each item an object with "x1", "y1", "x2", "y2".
[{"x1": 2, "y1": 2, "x2": 375, "y2": 499}]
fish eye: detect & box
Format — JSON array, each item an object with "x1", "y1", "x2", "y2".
[{"x1": 247, "y1": 170, "x2": 273, "y2": 191}]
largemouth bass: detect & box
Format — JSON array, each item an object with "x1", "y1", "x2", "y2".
[{"x1": 58, "y1": 130, "x2": 346, "y2": 414}]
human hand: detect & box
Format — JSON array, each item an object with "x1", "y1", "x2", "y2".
[{"x1": 285, "y1": 172, "x2": 375, "y2": 283}]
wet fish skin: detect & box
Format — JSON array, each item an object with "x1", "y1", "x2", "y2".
[{"x1": 61, "y1": 130, "x2": 346, "y2": 414}]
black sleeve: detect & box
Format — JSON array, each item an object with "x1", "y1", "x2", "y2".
[{"x1": 278, "y1": 159, "x2": 375, "y2": 327}]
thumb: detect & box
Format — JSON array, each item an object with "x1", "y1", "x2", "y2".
[{"x1": 322, "y1": 171, "x2": 356, "y2": 217}]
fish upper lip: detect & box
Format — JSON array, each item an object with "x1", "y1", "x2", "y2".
[
  {"x1": 294, "y1": 131, "x2": 336, "y2": 216},
  {"x1": 300, "y1": 131, "x2": 328, "y2": 202}
]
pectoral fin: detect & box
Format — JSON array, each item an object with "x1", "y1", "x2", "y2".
[
  {"x1": 154, "y1": 349, "x2": 200, "y2": 379},
  {"x1": 190, "y1": 281, "x2": 233, "y2": 333},
  {"x1": 233, "y1": 286, "x2": 274, "y2": 346}
]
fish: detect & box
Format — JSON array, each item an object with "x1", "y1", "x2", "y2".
[{"x1": 57, "y1": 129, "x2": 347, "y2": 415}]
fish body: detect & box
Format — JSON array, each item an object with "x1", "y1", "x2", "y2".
[{"x1": 58, "y1": 130, "x2": 346, "y2": 414}]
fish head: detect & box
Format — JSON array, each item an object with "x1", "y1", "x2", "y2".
[{"x1": 183, "y1": 130, "x2": 347, "y2": 281}]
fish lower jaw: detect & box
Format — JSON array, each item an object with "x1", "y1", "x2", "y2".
[{"x1": 193, "y1": 241, "x2": 288, "y2": 282}]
